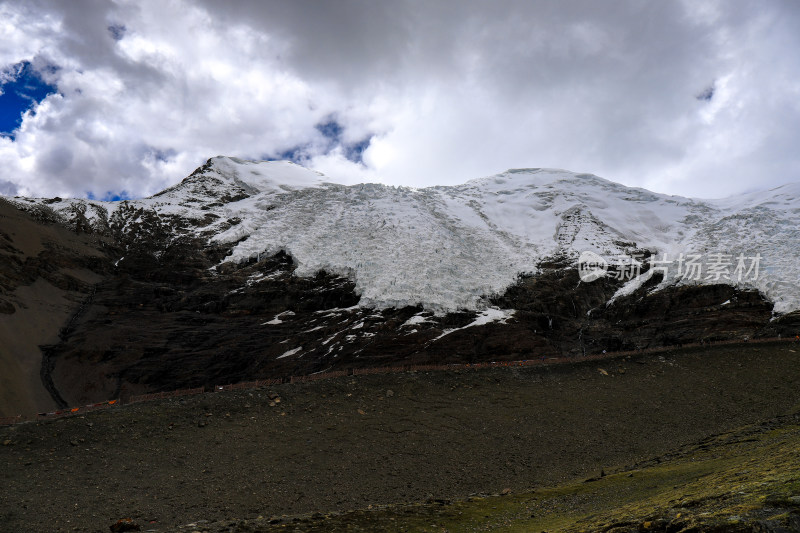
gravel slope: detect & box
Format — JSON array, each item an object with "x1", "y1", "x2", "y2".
[{"x1": 2, "y1": 342, "x2": 800, "y2": 532}]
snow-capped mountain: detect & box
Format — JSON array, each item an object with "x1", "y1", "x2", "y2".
[
  {"x1": 17, "y1": 156, "x2": 800, "y2": 314},
  {"x1": 5, "y1": 156, "x2": 800, "y2": 413}
]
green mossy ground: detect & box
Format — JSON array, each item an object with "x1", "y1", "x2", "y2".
[{"x1": 244, "y1": 415, "x2": 800, "y2": 532}]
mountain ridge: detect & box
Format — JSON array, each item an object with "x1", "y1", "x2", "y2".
[
  {"x1": 2, "y1": 158, "x2": 799, "y2": 416},
  {"x1": 9, "y1": 156, "x2": 800, "y2": 314}
]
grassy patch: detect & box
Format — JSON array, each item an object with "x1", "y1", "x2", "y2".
[{"x1": 251, "y1": 420, "x2": 800, "y2": 532}]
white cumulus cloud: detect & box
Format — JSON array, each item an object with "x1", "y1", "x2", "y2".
[{"x1": 0, "y1": 0, "x2": 798, "y2": 199}]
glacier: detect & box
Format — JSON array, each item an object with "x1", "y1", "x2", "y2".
[{"x1": 12, "y1": 156, "x2": 800, "y2": 314}]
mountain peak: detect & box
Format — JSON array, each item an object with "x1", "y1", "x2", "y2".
[
  {"x1": 204, "y1": 156, "x2": 332, "y2": 194},
  {"x1": 153, "y1": 157, "x2": 333, "y2": 205}
]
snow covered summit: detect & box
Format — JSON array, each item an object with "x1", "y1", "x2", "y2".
[{"x1": 15, "y1": 157, "x2": 800, "y2": 314}]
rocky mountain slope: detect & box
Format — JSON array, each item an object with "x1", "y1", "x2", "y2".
[
  {"x1": 0, "y1": 198, "x2": 110, "y2": 417},
  {"x1": 2, "y1": 158, "x2": 799, "y2": 414}
]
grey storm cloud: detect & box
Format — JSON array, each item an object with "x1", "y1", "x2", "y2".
[{"x1": 0, "y1": 0, "x2": 799, "y2": 199}]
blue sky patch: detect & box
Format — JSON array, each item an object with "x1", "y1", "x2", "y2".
[
  {"x1": 344, "y1": 137, "x2": 371, "y2": 164},
  {"x1": 261, "y1": 118, "x2": 370, "y2": 166},
  {"x1": 0, "y1": 61, "x2": 59, "y2": 140},
  {"x1": 108, "y1": 24, "x2": 126, "y2": 41},
  {"x1": 316, "y1": 119, "x2": 343, "y2": 142},
  {"x1": 316, "y1": 118, "x2": 372, "y2": 164},
  {"x1": 148, "y1": 146, "x2": 176, "y2": 163},
  {"x1": 87, "y1": 190, "x2": 132, "y2": 202},
  {"x1": 265, "y1": 145, "x2": 310, "y2": 164}
]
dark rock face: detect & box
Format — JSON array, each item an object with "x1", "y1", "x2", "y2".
[
  {"x1": 492, "y1": 263, "x2": 779, "y2": 355},
  {"x1": 596, "y1": 284, "x2": 775, "y2": 348},
  {"x1": 3, "y1": 198, "x2": 796, "y2": 410}
]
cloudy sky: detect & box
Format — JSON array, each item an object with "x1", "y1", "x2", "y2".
[{"x1": 1, "y1": 0, "x2": 799, "y2": 200}]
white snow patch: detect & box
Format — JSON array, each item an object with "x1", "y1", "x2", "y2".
[
  {"x1": 262, "y1": 310, "x2": 295, "y2": 325},
  {"x1": 435, "y1": 308, "x2": 516, "y2": 340},
  {"x1": 471, "y1": 308, "x2": 516, "y2": 326},
  {"x1": 401, "y1": 314, "x2": 432, "y2": 328},
  {"x1": 246, "y1": 272, "x2": 266, "y2": 285},
  {"x1": 277, "y1": 346, "x2": 302, "y2": 359},
  {"x1": 607, "y1": 269, "x2": 656, "y2": 306},
  {"x1": 314, "y1": 305, "x2": 360, "y2": 316},
  {"x1": 245, "y1": 270, "x2": 282, "y2": 285}
]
